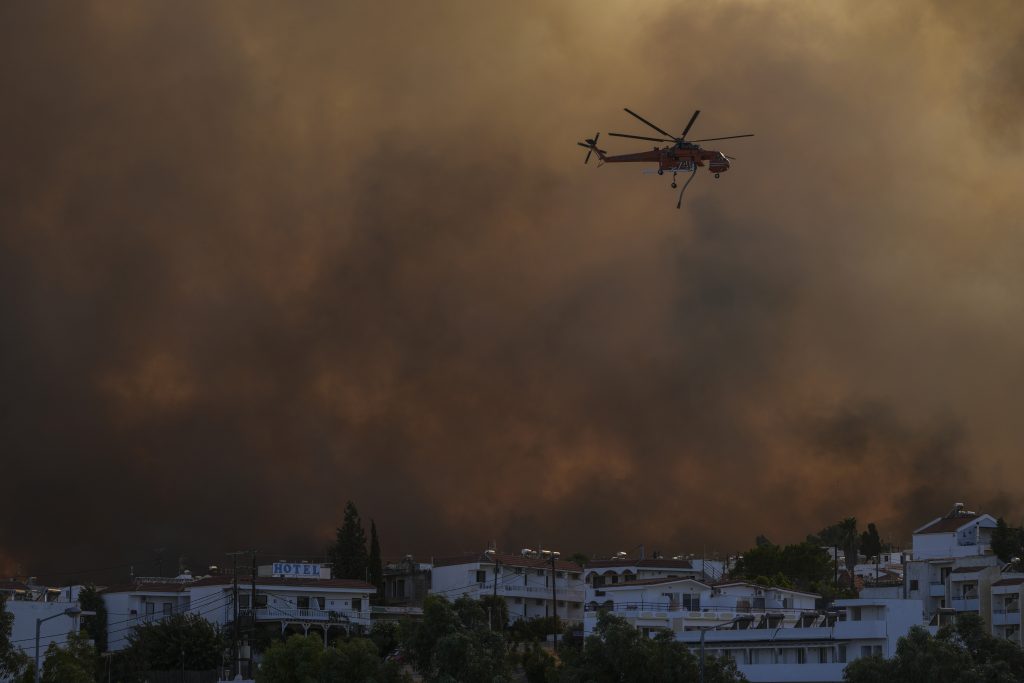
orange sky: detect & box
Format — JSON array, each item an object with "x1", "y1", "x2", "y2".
[{"x1": 1, "y1": 0, "x2": 1023, "y2": 579}]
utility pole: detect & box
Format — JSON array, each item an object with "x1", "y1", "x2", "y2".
[
  {"x1": 232, "y1": 554, "x2": 239, "y2": 679},
  {"x1": 251, "y1": 550, "x2": 258, "y2": 679},
  {"x1": 549, "y1": 553, "x2": 559, "y2": 652}
]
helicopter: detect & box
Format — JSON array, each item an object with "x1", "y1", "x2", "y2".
[{"x1": 577, "y1": 109, "x2": 753, "y2": 208}]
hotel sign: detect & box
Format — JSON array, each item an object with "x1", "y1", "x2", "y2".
[{"x1": 272, "y1": 562, "x2": 322, "y2": 578}]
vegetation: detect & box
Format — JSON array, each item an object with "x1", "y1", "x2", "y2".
[
  {"x1": 37, "y1": 631, "x2": 95, "y2": 683},
  {"x1": 843, "y1": 613, "x2": 1024, "y2": 682},
  {"x1": 557, "y1": 612, "x2": 747, "y2": 683},
  {"x1": 369, "y1": 519, "x2": 384, "y2": 604},
  {"x1": 732, "y1": 541, "x2": 831, "y2": 590},
  {"x1": 991, "y1": 517, "x2": 1024, "y2": 565},
  {"x1": 0, "y1": 595, "x2": 29, "y2": 679},
  {"x1": 112, "y1": 612, "x2": 224, "y2": 681},
  {"x1": 329, "y1": 501, "x2": 370, "y2": 581},
  {"x1": 78, "y1": 584, "x2": 107, "y2": 656},
  {"x1": 256, "y1": 634, "x2": 407, "y2": 683},
  {"x1": 859, "y1": 523, "x2": 882, "y2": 562},
  {"x1": 400, "y1": 594, "x2": 512, "y2": 681}
]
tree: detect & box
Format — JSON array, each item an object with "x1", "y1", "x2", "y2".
[
  {"x1": 859, "y1": 523, "x2": 882, "y2": 562},
  {"x1": 0, "y1": 595, "x2": 29, "y2": 679},
  {"x1": 991, "y1": 517, "x2": 1023, "y2": 564},
  {"x1": 256, "y1": 634, "x2": 407, "y2": 683},
  {"x1": 567, "y1": 552, "x2": 591, "y2": 567},
  {"x1": 78, "y1": 584, "x2": 107, "y2": 653},
  {"x1": 369, "y1": 519, "x2": 384, "y2": 604},
  {"x1": 814, "y1": 518, "x2": 859, "y2": 583},
  {"x1": 256, "y1": 634, "x2": 323, "y2": 683},
  {"x1": 118, "y1": 612, "x2": 224, "y2": 680},
  {"x1": 733, "y1": 541, "x2": 830, "y2": 591},
  {"x1": 39, "y1": 631, "x2": 95, "y2": 683},
  {"x1": 330, "y1": 501, "x2": 369, "y2": 581},
  {"x1": 558, "y1": 613, "x2": 746, "y2": 683},
  {"x1": 843, "y1": 614, "x2": 1024, "y2": 683},
  {"x1": 400, "y1": 594, "x2": 511, "y2": 682}
]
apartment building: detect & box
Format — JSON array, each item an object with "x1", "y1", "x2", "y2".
[
  {"x1": 430, "y1": 551, "x2": 584, "y2": 624},
  {"x1": 584, "y1": 557, "x2": 725, "y2": 588},
  {"x1": 990, "y1": 576, "x2": 1024, "y2": 645},
  {"x1": 902, "y1": 503, "x2": 1003, "y2": 626},
  {"x1": 586, "y1": 576, "x2": 923, "y2": 682},
  {"x1": 101, "y1": 573, "x2": 375, "y2": 651}
]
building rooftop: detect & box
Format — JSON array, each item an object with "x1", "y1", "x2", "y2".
[
  {"x1": 584, "y1": 559, "x2": 695, "y2": 570},
  {"x1": 433, "y1": 552, "x2": 581, "y2": 573},
  {"x1": 597, "y1": 576, "x2": 709, "y2": 589},
  {"x1": 914, "y1": 513, "x2": 991, "y2": 535}
]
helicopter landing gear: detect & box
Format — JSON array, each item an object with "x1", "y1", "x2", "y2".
[
  {"x1": 714, "y1": 173, "x2": 720, "y2": 178},
  {"x1": 671, "y1": 171, "x2": 678, "y2": 189},
  {"x1": 657, "y1": 169, "x2": 664, "y2": 175}
]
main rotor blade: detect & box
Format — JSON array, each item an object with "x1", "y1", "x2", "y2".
[
  {"x1": 577, "y1": 142, "x2": 594, "y2": 149},
  {"x1": 687, "y1": 134, "x2": 755, "y2": 143},
  {"x1": 623, "y1": 108, "x2": 676, "y2": 139},
  {"x1": 680, "y1": 110, "x2": 701, "y2": 140},
  {"x1": 608, "y1": 132, "x2": 675, "y2": 143}
]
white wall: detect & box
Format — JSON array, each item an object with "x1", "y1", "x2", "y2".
[{"x1": 4, "y1": 600, "x2": 82, "y2": 676}]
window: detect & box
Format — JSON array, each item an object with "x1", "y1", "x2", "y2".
[
  {"x1": 610, "y1": 575, "x2": 619, "y2": 584},
  {"x1": 514, "y1": 597, "x2": 523, "y2": 604},
  {"x1": 536, "y1": 569, "x2": 544, "y2": 577},
  {"x1": 476, "y1": 570, "x2": 487, "y2": 583},
  {"x1": 395, "y1": 579, "x2": 406, "y2": 598},
  {"x1": 837, "y1": 645, "x2": 847, "y2": 663},
  {"x1": 352, "y1": 597, "x2": 362, "y2": 612},
  {"x1": 145, "y1": 602, "x2": 155, "y2": 615},
  {"x1": 535, "y1": 599, "x2": 544, "y2": 606},
  {"x1": 861, "y1": 645, "x2": 873, "y2": 658},
  {"x1": 515, "y1": 567, "x2": 523, "y2": 575},
  {"x1": 910, "y1": 580, "x2": 919, "y2": 591},
  {"x1": 297, "y1": 596, "x2": 310, "y2": 610},
  {"x1": 255, "y1": 594, "x2": 267, "y2": 608},
  {"x1": 162, "y1": 602, "x2": 172, "y2": 616},
  {"x1": 238, "y1": 594, "x2": 250, "y2": 609},
  {"x1": 556, "y1": 572, "x2": 564, "y2": 578}
]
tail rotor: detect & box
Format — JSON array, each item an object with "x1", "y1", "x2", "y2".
[{"x1": 576, "y1": 132, "x2": 605, "y2": 164}]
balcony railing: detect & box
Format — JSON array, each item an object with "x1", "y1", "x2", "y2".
[
  {"x1": 472, "y1": 583, "x2": 585, "y2": 603},
  {"x1": 236, "y1": 607, "x2": 371, "y2": 623}
]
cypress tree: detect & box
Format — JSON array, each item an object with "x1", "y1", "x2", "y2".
[
  {"x1": 330, "y1": 501, "x2": 369, "y2": 580},
  {"x1": 369, "y1": 520, "x2": 384, "y2": 604}
]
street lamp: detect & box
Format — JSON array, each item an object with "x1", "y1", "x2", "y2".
[
  {"x1": 539, "y1": 550, "x2": 561, "y2": 652},
  {"x1": 483, "y1": 549, "x2": 502, "y2": 631},
  {"x1": 698, "y1": 615, "x2": 753, "y2": 683},
  {"x1": 35, "y1": 606, "x2": 95, "y2": 683}
]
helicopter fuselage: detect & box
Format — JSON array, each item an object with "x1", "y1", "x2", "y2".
[{"x1": 602, "y1": 145, "x2": 730, "y2": 175}]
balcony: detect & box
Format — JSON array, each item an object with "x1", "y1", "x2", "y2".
[
  {"x1": 951, "y1": 597, "x2": 980, "y2": 612},
  {"x1": 834, "y1": 620, "x2": 887, "y2": 639},
  {"x1": 234, "y1": 607, "x2": 371, "y2": 625},
  {"x1": 992, "y1": 608, "x2": 1021, "y2": 627},
  {"x1": 481, "y1": 583, "x2": 585, "y2": 603}
]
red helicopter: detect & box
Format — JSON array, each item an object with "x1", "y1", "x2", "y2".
[{"x1": 578, "y1": 109, "x2": 753, "y2": 208}]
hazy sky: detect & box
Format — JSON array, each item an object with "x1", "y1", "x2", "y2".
[{"x1": 2, "y1": 1, "x2": 1023, "y2": 581}]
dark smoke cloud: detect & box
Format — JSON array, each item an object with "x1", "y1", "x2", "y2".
[{"x1": 1, "y1": 1, "x2": 1023, "y2": 581}]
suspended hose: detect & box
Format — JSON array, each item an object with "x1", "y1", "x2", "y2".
[{"x1": 676, "y1": 167, "x2": 697, "y2": 209}]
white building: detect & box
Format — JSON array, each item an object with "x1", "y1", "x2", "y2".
[
  {"x1": 430, "y1": 552, "x2": 585, "y2": 624},
  {"x1": 902, "y1": 503, "x2": 1002, "y2": 626},
  {"x1": 2, "y1": 598, "x2": 86, "y2": 678},
  {"x1": 585, "y1": 576, "x2": 923, "y2": 682},
  {"x1": 583, "y1": 557, "x2": 724, "y2": 588},
  {"x1": 990, "y1": 576, "x2": 1024, "y2": 645},
  {"x1": 101, "y1": 574, "x2": 375, "y2": 651},
  {"x1": 910, "y1": 504, "x2": 997, "y2": 560}
]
